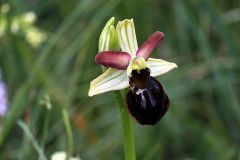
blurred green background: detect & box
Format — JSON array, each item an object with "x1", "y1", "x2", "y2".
[{"x1": 0, "y1": 0, "x2": 240, "y2": 159}]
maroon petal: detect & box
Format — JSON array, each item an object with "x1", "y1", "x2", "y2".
[
  {"x1": 95, "y1": 51, "x2": 131, "y2": 70},
  {"x1": 136, "y1": 31, "x2": 164, "y2": 60}
]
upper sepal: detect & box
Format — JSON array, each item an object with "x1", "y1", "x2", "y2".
[
  {"x1": 99, "y1": 17, "x2": 119, "y2": 52},
  {"x1": 116, "y1": 19, "x2": 138, "y2": 58}
]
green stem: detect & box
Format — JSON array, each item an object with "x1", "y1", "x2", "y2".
[
  {"x1": 61, "y1": 108, "x2": 73, "y2": 160},
  {"x1": 40, "y1": 109, "x2": 50, "y2": 148},
  {"x1": 116, "y1": 92, "x2": 136, "y2": 160},
  {"x1": 17, "y1": 120, "x2": 47, "y2": 160}
]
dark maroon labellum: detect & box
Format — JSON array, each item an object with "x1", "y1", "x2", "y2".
[{"x1": 127, "y1": 68, "x2": 169, "y2": 125}]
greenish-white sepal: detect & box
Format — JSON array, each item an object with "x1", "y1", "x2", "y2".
[
  {"x1": 108, "y1": 25, "x2": 119, "y2": 51},
  {"x1": 147, "y1": 58, "x2": 177, "y2": 77},
  {"x1": 116, "y1": 19, "x2": 138, "y2": 58},
  {"x1": 101, "y1": 26, "x2": 119, "y2": 51},
  {"x1": 88, "y1": 68, "x2": 129, "y2": 96},
  {"x1": 98, "y1": 17, "x2": 115, "y2": 52}
]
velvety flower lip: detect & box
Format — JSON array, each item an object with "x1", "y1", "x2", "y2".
[{"x1": 88, "y1": 18, "x2": 177, "y2": 97}]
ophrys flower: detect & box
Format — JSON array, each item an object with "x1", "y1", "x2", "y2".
[{"x1": 89, "y1": 18, "x2": 177, "y2": 125}]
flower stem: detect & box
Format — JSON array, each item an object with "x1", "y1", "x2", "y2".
[
  {"x1": 61, "y1": 108, "x2": 73, "y2": 160},
  {"x1": 116, "y1": 92, "x2": 136, "y2": 160}
]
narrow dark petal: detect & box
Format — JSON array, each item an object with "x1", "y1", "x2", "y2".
[
  {"x1": 136, "y1": 31, "x2": 164, "y2": 60},
  {"x1": 127, "y1": 76, "x2": 169, "y2": 125},
  {"x1": 95, "y1": 51, "x2": 131, "y2": 70}
]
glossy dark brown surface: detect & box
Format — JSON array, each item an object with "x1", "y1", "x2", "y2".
[{"x1": 127, "y1": 69, "x2": 169, "y2": 125}]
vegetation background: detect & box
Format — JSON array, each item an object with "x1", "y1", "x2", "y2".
[{"x1": 0, "y1": 0, "x2": 240, "y2": 159}]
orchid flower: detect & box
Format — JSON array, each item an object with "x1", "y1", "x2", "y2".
[{"x1": 88, "y1": 18, "x2": 177, "y2": 125}]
